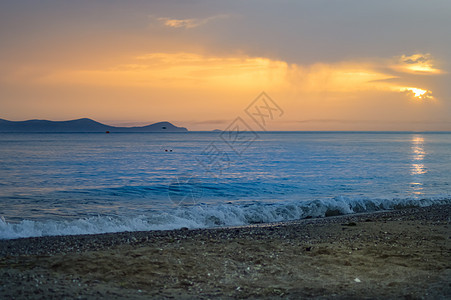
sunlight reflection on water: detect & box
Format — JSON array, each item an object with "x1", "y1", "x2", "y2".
[{"x1": 410, "y1": 135, "x2": 427, "y2": 195}]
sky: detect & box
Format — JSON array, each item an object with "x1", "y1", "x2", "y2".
[{"x1": 1, "y1": 0, "x2": 450, "y2": 131}]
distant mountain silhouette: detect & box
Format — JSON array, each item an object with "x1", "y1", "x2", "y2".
[{"x1": 0, "y1": 118, "x2": 188, "y2": 132}]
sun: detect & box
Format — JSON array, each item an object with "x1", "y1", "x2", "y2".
[
  {"x1": 399, "y1": 87, "x2": 433, "y2": 100},
  {"x1": 407, "y1": 88, "x2": 426, "y2": 98}
]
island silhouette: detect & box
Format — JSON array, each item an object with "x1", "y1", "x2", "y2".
[{"x1": 0, "y1": 118, "x2": 188, "y2": 132}]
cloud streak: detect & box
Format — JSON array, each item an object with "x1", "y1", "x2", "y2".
[{"x1": 156, "y1": 14, "x2": 232, "y2": 29}]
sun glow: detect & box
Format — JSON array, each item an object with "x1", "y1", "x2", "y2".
[
  {"x1": 407, "y1": 88, "x2": 426, "y2": 98},
  {"x1": 399, "y1": 87, "x2": 433, "y2": 100}
]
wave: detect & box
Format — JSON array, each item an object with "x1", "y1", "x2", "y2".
[{"x1": 1, "y1": 196, "x2": 450, "y2": 240}]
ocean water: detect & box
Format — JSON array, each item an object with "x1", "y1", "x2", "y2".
[{"x1": 0, "y1": 132, "x2": 450, "y2": 239}]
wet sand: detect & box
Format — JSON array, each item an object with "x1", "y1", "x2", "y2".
[{"x1": 1, "y1": 205, "x2": 450, "y2": 299}]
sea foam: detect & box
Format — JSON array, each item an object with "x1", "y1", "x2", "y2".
[{"x1": 1, "y1": 196, "x2": 449, "y2": 240}]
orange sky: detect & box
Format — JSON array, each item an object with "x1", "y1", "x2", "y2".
[{"x1": 1, "y1": 1, "x2": 450, "y2": 131}]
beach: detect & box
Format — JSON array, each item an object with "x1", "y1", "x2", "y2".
[{"x1": 1, "y1": 205, "x2": 450, "y2": 299}]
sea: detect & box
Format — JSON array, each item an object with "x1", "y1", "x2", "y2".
[{"x1": 1, "y1": 132, "x2": 450, "y2": 239}]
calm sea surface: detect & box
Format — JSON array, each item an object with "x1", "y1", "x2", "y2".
[{"x1": 0, "y1": 132, "x2": 450, "y2": 239}]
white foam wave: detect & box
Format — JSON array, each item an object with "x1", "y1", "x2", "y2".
[{"x1": 1, "y1": 196, "x2": 450, "y2": 240}]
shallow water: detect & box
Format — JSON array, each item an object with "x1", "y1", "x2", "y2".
[{"x1": 1, "y1": 132, "x2": 450, "y2": 239}]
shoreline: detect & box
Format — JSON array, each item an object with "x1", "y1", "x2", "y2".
[
  {"x1": 1, "y1": 205, "x2": 448, "y2": 253},
  {"x1": 1, "y1": 205, "x2": 450, "y2": 299}
]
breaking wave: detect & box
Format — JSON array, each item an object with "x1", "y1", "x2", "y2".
[{"x1": 1, "y1": 196, "x2": 450, "y2": 240}]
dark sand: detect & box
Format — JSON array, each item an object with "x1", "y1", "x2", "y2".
[{"x1": 1, "y1": 205, "x2": 450, "y2": 299}]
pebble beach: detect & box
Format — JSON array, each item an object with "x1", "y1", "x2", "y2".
[{"x1": 1, "y1": 205, "x2": 450, "y2": 299}]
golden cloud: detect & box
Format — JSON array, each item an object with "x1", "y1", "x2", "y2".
[
  {"x1": 10, "y1": 52, "x2": 440, "y2": 102},
  {"x1": 30, "y1": 53, "x2": 289, "y2": 90},
  {"x1": 391, "y1": 53, "x2": 443, "y2": 75}
]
